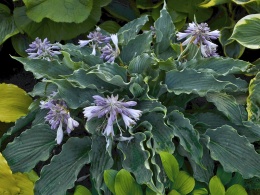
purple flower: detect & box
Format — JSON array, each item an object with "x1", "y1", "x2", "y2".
[
  {"x1": 100, "y1": 34, "x2": 120, "y2": 63},
  {"x1": 177, "y1": 22, "x2": 220, "y2": 58},
  {"x1": 40, "y1": 95, "x2": 79, "y2": 144},
  {"x1": 26, "y1": 37, "x2": 61, "y2": 60},
  {"x1": 78, "y1": 27, "x2": 111, "y2": 55},
  {"x1": 83, "y1": 95, "x2": 142, "y2": 147}
]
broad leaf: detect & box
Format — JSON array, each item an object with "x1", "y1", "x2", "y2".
[
  {"x1": 209, "y1": 176, "x2": 225, "y2": 195},
  {"x1": 0, "y1": 84, "x2": 32, "y2": 123},
  {"x1": 142, "y1": 112, "x2": 175, "y2": 153},
  {"x1": 90, "y1": 136, "x2": 113, "y2": 194},
  {"x1": 104, "y1": 170, "x2": 118, "y2": 194},
  {"x1": 0, "y1": 4, "x2": 19, "y2": 45},
  {"x1": 247, "y1": 72, "x2": 260, "y2": 122},
  {"x1": 205, "y1": 125, "x2": 260, "y2": 179},
  {"x1": 3, "y1": 124, "x2": 56, "y2": 172},
  {"x1": 154, "y1": 6, "x2": 175, "y2": 55},
  {"x1": 23, "y1": 0, "x2": 93, "y2": 23},
  {"x1": 206, "y1": 92, "x2": 245, "y2": 125},
  {"x1": 231, "y1": 14, "x2": 260, "y2": 49},
  {"x1": 117, "y1": 133, "x2": 152, "y2": 184},
  {"x1": 12, "y1": 57, "x2": 73, "y2": 79},
  {"x1": 120, "y1": 32, "x2": 152, "y2": 63},
  {"x1": 114, "y1": 169, "x2": 143, "y2": 195},
  {"x1": 74, "y1": 185, "x2": 92, "y2": 195},
  {"x1": 172, "y1": 171, "x2": 195, "y2": 194},
  {"x1": 34, "y1": 137, "x2": 92, "y2": 195},
  {"x1": 118, "y1": 15, "x2": 149, "y2": 44},
  {"x1": 159, "y1": 151, "x2": 179, "y2": 182},
  {"x1": 199, "y1": 0, "x2": 231, "y2": 8},
  {"x1": 165, "y1": 69, "x2": 237, "y2": 96},
  {"x1": 167, "y1": 110, "x2": 203, "y2": 166},
  {"x1": 225, "y1": 184, "x2": 247, "y2": 195}
]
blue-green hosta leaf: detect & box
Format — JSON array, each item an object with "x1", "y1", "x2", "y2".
[
  {"x1": 135, "y1": 100, "x2": 166, "y2": 115},
  {"x1": 247, "y1": 72, "x2": 260, "y2": 122},
  {"x1": 209, "y1": 176, "x2": 225, "y2": 195},
  {"x1": 167, "y1": 110, "x2": 203, "y2": 166},
  {"x1": 65, "y1": 69, "x2": 121, "y2": 93},
  {"x1": 2, "y1": 124, "x2": 56, "y2": 172},
  {"x1": 60, "y1": 43, "x2": 104, "y2": 66},
  {"x1": 118, "y1": 133, "x2": 152, "y2": 185},
  {"x1": 185, "y1": 57, "x2": 251, "y2": 75},
  {"x1": 120, "y1": 32, "x2": 152, "y2": 63},
  {"x1": 90, "y1": 63, "x2": 128, "y2": 88},
  {"x1": 206, "y1": 92, "x2": 245, "y2": 125},
  {"x1": 154, "y1": 6, "x2": 175, "y2": 55},
  {"x1": 23, "y1": 0, "x2": 93, "y2": 23},
  {"x1": 118, "y1": 15, "x2": 149, "y2": 44},
  {"x1": 128, "y1": 53, "x2": 156, "y2": 75},
  {"x1": 29, "y1": 82, "x2": 57, "y2": 97},
  {"x1": 90, "y1": 136, "x2": 113, "y2": 194},
  {"x1": 230, "y1": 14, "x2": 260, "y2": 49},
  {"x1": 194, "y1": 112, "x2": 260, "y2": 142},
  {"x1": 165, "y1": 69, "x2": 238, "y2": 96},
  {"x1": 142, "y1": 112, "x2": 175, "y2": 153},
  {"x1": 0, "y1": 109, "x2": 37, "y2": 149},
  {"x1": 178, "y1": 140, "x2": 214, "y2": 184},
  {"x1": 114, "y1": 169, "x2": 143, "y2": 195},
  {"x1": 61, "y1": 51, "x2": 84, "y2": 70},
  {"x1": 35, "y1": 137, "x2": 92, "y2": 195},
  {"x1": 51, "y1": 79, "x2": 97, "y2": 109},
  {"x1": 205, "y1": 125, "x2": 260, "y2": 179},
  {"x1": 104, "y1": 170, "x2": 118, "y2": 194},
  {"x1": 159, "y1": 151, "x2": 179, "y2": 182},
  {"x1": 0, "y1": 4, "x2": 19, "y2": 44},
  {"x1": 144, "y1": 131, "x2": 164, "y2": 194},
  {"x1": 12, "y1": 57, "x2": 73, "y2": 79},
  {"x1": 199, "y1": 0, "x2": 231, "y2": 8}
]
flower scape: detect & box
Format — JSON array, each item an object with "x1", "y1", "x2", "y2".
[{"x1": 1, "y1": 3, "x2": 260, "y2": 195}]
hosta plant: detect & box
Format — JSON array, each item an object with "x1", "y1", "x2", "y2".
[{"x1": 1, "y1": 4, "x2": 260, "y2": 194}]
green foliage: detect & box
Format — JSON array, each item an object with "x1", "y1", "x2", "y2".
[{"x1": 1, "y1": 2, "x2": 260, "y2": 194}]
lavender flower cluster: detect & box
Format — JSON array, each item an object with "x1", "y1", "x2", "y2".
[
  {"x1": 25, "y1": 37, "x2": 61, "y2": 60},
  {"x1": 40, "y1": 93, "x2": 142, "y2": 147},
  {"x1": 79, "y1": 27, "x2": 120, "y2": 63},
  {"x1": 177, "y1": 22, "x2": 220, "y2": 57},
  {"x1": 40, "y1": 93, "x2": 79, "y2": 144}
]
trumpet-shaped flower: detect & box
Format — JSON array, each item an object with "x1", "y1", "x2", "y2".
[
  {"x1": 40, "y1": 96, "x2": 79, "y2": 144},
  {"x1": 83, "y1": 95, "x2": 142, "y2": 147},
  {"x1": 26, "y1": 37, "x2": 61, "y2": 60},
  {"x1": 177, "y1": 22, "x2": 220, "y2": 58},
  {"x1": 78, "y1": 27, "x2": 111, "y2": 55},
  {"x1": 100, "y1": 34, "x2": 120, "y2": 63}
]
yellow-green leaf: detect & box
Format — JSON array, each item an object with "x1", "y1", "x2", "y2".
[
  {"x1": 168, "y1": 189, "x2": 181, "y2": 195},
  {"x1": 209, "y1": 176, "x2": 225, "y2": 195},
  {"x1": 0, "y1": 153, "x2": 35, "y2": 195},
  {"x1": 225, "y1": 184, "x2": 247, "y2": 195},
  {"x1": 0, "y1": 83, "x2": 32, "y2": 122},
  {"x1": 74, "y1": 185, "x2": 92, "y2": 195},
  {"x1": 159, "y1": 151, "x2": 179, "y2": 182},
  {"x1": 172, "y1": 171, "x2": 195, "y2": 194}
]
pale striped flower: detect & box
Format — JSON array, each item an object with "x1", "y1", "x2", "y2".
[
  {"x1": 40, "y1": 95, "x2": 79, "y2": 144},
  {"x1": 26, "y1": 37, "x2": 61, "y2": 60},
  {"x1": 83, "y1": 95, "x2": 142, "y2": 148}
]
